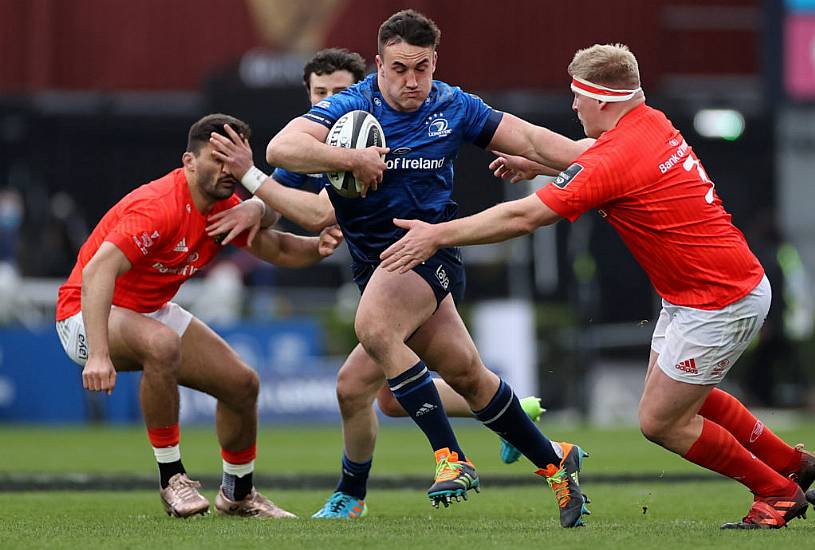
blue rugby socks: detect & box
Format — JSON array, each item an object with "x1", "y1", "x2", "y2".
[
  {"x1": 336, "y1": 454, "x2": 373, "y2": 500},
  {"x1": 474, "y1": 379, "x2": 561, "y2": 468},
  {"x1": 388, "y1": 361, "x2": 466, "y2": 460}
]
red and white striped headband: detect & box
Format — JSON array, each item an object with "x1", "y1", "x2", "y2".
[{"x1": 570, "y1": 76, "x2": 641, "y2": 102}]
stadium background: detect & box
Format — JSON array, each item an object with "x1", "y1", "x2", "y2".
[{"x1": 0, "y1": 0, "x2": 815, "y2": 541}]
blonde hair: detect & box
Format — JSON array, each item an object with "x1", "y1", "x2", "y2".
[{"x1": 568, "y1": 44, "x2": 640, "y2": 89}]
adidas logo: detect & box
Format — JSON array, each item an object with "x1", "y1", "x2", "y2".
[
  {"x1": 570, "y1": 471, "x2": 579, "y2": 485},
  {"x1": 174, "y1": 238, "x2": 189, "y2": 252},
  {"x1": 674, "y1": 358, "x2": 698, "y2": 374},
  {"x1": 415, "y1": 403, "x2": 437, "y2": 416}
]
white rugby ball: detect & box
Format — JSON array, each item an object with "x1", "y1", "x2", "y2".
[{"x1": 324, "y1": 110, "x2": 386, "y2": 198}]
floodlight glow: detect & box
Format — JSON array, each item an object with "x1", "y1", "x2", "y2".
[{"x1": 693, "y1": 109, "x2": 745, "y2": 141}]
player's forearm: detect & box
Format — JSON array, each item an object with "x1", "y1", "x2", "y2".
[
  {"x1": 247, "y1": 196, "x2": 280, "y2": 228},
  {"x1": 435, "y1": 200, "x2": 539, "y2": 248},
  {"x1": 80, "y1": 264, "x2": 117, "y2": 359},
  {"x1": 256, "y1": 180, "x2": 336, "y2": 233},
  {"x1": 266, "y1": 132, "x2": 355, "y2": 174},
  {"x1": 250, "y1": 230, "x2": 322, "y2": 267}
]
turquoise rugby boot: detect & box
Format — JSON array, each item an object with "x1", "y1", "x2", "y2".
[{"x1": 312, "y1": 491, "x2": 368, "y2": 519}]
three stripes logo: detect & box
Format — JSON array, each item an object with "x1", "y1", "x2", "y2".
[
  {"x1": 674, "y1": 358, "x2": 698, "y2": 374},
  {"x1": 416, "y1": 403, "x2": 437, "y2": 416}
]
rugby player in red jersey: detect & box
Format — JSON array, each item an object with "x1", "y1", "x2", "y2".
[
  {"x1": 380, "y1": 44, "x2": 815, "y2": 529},
  {"x1": 55, "y1": 114, "x2": 343, "y2": 519}
]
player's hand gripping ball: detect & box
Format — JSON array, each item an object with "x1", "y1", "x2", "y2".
[{"x1": 325, "y1": 110, "x2": 386, "y2": 198}]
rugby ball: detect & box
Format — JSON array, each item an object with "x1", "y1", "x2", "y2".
[{"x1": 325, "y1": 110, "x2": 386, "y2": 198}]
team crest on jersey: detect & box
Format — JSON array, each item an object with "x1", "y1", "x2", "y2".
[
  {"x1": 553, "y1": 163, "x2": 584, "y2": 189},
  {"x1": 426, "y1": 113, "x2": 452, "y2": 138}
]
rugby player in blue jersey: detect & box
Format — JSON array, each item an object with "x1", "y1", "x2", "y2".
[
  {"x1": 239, "y1": 10, "x2": 592, "y2": 527},
  {"x1": 207, "y1": 48, "x2": 544, "y2": 520}
]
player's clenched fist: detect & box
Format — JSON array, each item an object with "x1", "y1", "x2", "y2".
[
  {"x1": 317, "y1": 225, "x2": 344, "y2": 257},
  {"x1": 350, "y1": 146, "x2": 389, "y2": 197},
  {"x1": 82, "y1": 355, "x2": 117, "y2": 395}
]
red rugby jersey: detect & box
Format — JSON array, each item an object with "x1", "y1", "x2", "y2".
[
  {"x1": 536, "y1": 104, "x2": 764, "y2": 309},
  {"x1": 56, "y1": 168, "x2": 248, "y2": 320}
]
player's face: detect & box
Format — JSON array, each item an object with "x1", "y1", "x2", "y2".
[
  {"x1": 572, "y1": 93, "x2": 604, "y2": 138},
  {"x1": 186, "y1": 144, "x2": 237, "y2": 201},
  {"x1": 376, "y1": 42, "x2": 436, "y2": 112},
  {"x1": 308, "y1": 70, "x2": 357, "y2": 105}
]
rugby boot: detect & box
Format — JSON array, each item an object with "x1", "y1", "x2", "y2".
[
  {"x1": 787, "y1": 444, "x2": 815, "y2": 492},
  {"x1": 215, "y1": 487, "x2": 297, "y2": 518},
  {"x1": 500, "y1": 396, "x2": 546, "y2": 464},
  {"x1": 536, "y1": 442, "x2": 591, "y2": 528},
  {"x1": 721, "y1": 486, "x2": 808, "y2": 529},
  {"x1": 160, "y1": 473, "x2": 210, "y2": 518},
  {"x1": 312, "y1": 491, "x2": 368, "y2": 519},
  {"x1": 427, "y1": 447, "x2": 479, "y2": 508}
]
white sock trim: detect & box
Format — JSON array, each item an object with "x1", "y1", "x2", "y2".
[
  {"x1": 223, "y1": 459, "x2": 254, "y2": 477},
  {"x1": 153, "y1": 445, "x2": 181, "y2": 463}
]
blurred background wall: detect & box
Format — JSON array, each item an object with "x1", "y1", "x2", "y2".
[{"x1": 0, "y1": 0, "x2": 813, "y2": 425}]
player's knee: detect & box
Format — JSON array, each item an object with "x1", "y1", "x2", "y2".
[
  {"x1": 336, "y1": 367, "x2": 375, "y2": 413},
  {"x1": 144, "y1": 330, "x2": 182, "y2": 373},
  {"x1": 354, "y1": 320, "x2": 392, "y2": 361},
  {"x1": 376, "y1": 387, "x2": 405, "y2": 417},
  {"x1": 638, "y1": 413, "x2": 670, "y2": 445},
  {"x1": 233, "y1": 367, "x2": 260, "y2": 404}
]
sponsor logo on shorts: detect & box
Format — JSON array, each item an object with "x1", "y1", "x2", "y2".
[
  {"x1": 76, "y1": 333, "x2": 88, "y2": 361},
  {"x1": 711, "y1": 359, "x2": 730, "y2": 376},
  {"x1": 674, "y1": 358, "x2": 698, "y2": 374},
  {"x1": 749, "y1": 421, "x2": 764, "y2": 443},
  {"x1": 435, "y1": 265, "x2": 450, "y2": 290},
  {"x1": 553, "y1": 163, "x2": 584, "y2": 189}
]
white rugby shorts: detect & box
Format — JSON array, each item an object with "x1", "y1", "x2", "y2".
[
  {"x1": 55, "y1": 302, "x2": 193, "y2": 366},
  {"x1": 651, "y1": 275, "x2": 770, "y2": 385}
]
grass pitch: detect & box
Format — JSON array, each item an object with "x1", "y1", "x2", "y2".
[{"x1": 1, "y1": 422, "x2": 814, "y2": 548}]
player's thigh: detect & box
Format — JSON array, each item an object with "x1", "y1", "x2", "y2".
[
  {"x1": 106, "y1": 307, "x2": 180, "y2": 372},
  {"x1": 407, "y1": 295, "x2": 481, "y2": 379},
  {"x1": 176, "y1": 317, "x2": 257, "y2": 405},
  {"x1": 355, "y1": 267, "x2": 437, "y2": 342},
  {"x1": 337, "y1": 343, "x2": 386, "y2": 401}
]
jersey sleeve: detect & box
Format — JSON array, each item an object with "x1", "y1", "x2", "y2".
[
  {"x1": 535, "y1": 145, "x2": 623, "y2": 222},
  {"x1": 302, "y1": 86, "x2": 368, "y2": 130},
  {"x1": 104, "y1": 200, "x2": 174, "y2": 265},
  {"x1": 459, "y1": 90, "x2": 504, "y2": 148},
  {"x1": 272, "y1": 167, "x2": 310, "y2": 189}
]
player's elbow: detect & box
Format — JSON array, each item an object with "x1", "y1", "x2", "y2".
[{"x1": 265, "y1": 139, "x2": 282, "y2": 167}]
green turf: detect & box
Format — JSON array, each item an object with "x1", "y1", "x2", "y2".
[
  {"x1": 0, "y1": 484, "x2": 812, "y2": 550},
  {"x1": 1, "y1": 423, "x2": 813, "y2": 476},
  {"x1": 1, "y1": 423, "x2": 814, "y2": 548}
]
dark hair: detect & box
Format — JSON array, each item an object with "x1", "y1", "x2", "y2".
[
  {"x1": 186, "y1": 113, "x2": 251, "y2": 154},
  {"x1": 377, "y1": 9, "x2": 441, "y2": 54},
  {"x1": 303, "y1": 48, "x2": 367, "y2": 91}
]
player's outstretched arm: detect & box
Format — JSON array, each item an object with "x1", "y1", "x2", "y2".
[
  {"x1": 80, "y1": 242, "x2": 131, "y2": 394},
  {"x1": 380, "y1": 195, "x2": 562, "y2": 273},
  {"x1": 266, "y1": 118, "x2": 388, "y2": 197},
  {"x1": 488, "y1": 114, "x2": 593, "y2": 171},
  {"x1": 246, "y1": 225, "x2": 343, "y2": 268},
  {"x1": 256, "y1": 185, "x2": 336, "y2": 233},
  {"x1": 490, "y1": 151, "x2": 561, "y2": 183}
]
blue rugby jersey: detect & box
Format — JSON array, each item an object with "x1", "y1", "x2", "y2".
[{"x1": 301, "y1": 74, "x2": 502, "y2": 265}]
